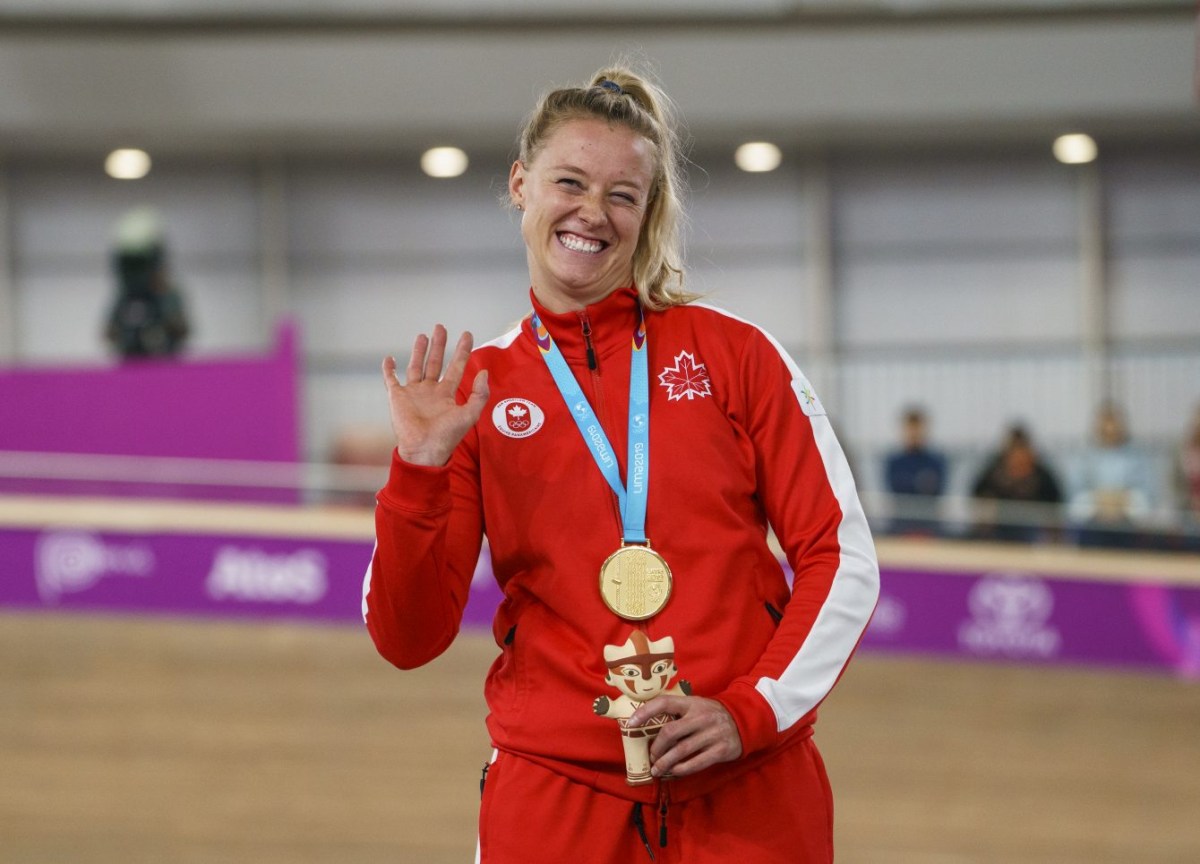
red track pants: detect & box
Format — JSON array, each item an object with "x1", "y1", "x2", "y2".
[{"x1": 477, "y1": 737, "x2": 834, "y2": 864}]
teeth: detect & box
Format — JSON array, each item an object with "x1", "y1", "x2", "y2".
[{"x1": 559, "y1": 232, "x2": 604, "y2": 254}]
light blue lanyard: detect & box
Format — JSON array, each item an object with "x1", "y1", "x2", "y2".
[{"x1": 531, "y1": 308, "x2": 649, "y2": 544}]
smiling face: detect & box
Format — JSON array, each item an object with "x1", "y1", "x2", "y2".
[{"x1": 509, "y1": 118, "x2": 656, "y2": 313}]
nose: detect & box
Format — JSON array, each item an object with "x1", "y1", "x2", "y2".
[{"x1": 577, "y1": 192, "x2": 607, "y2": 227}]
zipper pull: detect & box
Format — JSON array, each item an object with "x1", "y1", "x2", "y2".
[
  {"x1": 581, "y1": 315, "x2": 597, "y2": 371},
  {"x1": 658, "y1": 788, "x2": 669, "y2": 848}
]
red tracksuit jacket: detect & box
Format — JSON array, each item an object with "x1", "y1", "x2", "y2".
[{"x1": 363, "y1": 286, "x2": 879, "y2": 804}]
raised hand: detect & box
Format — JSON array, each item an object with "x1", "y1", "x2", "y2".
[{"x1": 382, "y1": 325, "x2": 489, "y2": 467}]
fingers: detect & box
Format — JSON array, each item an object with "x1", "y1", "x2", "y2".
[
  {"x1": 382, "y1": 327, "x2": 481, "y2": 468},
  {"x1": 422, "y1": 324, "x2": 449, "y2": 383},
  {"x1": 404, "y1": 333, "x2": 428, "y2": 386},
  {"x1": 441, "y1": 330, "x2": 476, "y2": 389},
  {"x1": 627, "y1": 695, "x2": 685, "y2": 728},
  {"x1": 396, "y1": 326, "x2": 473, "y2": 388},
  {"x1": 652, "y1": 718, "x2": 739, "y2": 777},
  {"x1": 633, "y1": 696, "x2": 744, "y2": 779}
]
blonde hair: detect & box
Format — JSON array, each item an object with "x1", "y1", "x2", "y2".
[{"x1": 514, "y1": 64, "x2": 697, "y2": 310}]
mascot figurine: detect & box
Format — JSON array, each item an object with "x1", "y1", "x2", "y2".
[{"x1": 593, "y1": 630, "x2": 691, "y2": 785}]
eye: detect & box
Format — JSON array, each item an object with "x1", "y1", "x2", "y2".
[
  {"x1": 556, "y1": 177, "x2": 582, "y2": 189},
  {"x1": 651, "y1": 661, "x2": 670, "y2": 675},
  {"x1": 619, "y1": 666, "x2": 640, "y2": 679}
]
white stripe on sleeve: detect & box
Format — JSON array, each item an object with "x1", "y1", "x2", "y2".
[
  {"x1": 361, "y1": 540, "x2": 378, "y2": 623},
  {"x1": 697, "y1": 303, "x2": 880, "y2": 731},
  {"x1": 756, "y1": 413, "x2": 879, "y2": 730}
]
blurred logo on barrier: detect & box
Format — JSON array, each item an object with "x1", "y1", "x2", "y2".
[
  {"x1": 35, "y1": 530, "x2": 155, "y2": 604},
  {"x1": 206, "y1": 546, "x2": 327, "y2": 604},
  {"x1": 958, "y1": 574, "x2": 1061, "y2": 659}
]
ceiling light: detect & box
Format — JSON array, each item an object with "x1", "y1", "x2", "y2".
[
  {"x1": 421, "y1": 146, "x2": 469, "y2": 178},
  {"x1": 105, "y1": 148, "x2": 152, "y2": 180},
  {"x1": 1052, "y1": 134, "x2": 1097, "y2": 165},
  {"x1": 734, "y1": 142, "x2": 783, "y2": 173}
]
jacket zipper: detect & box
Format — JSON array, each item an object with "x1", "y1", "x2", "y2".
[
  {"x1": 581, "y1": 313, "x2": 598, "y2": 371},
  {"x1": 657, "y1": 780, "x2": 670, "y2": 849}
]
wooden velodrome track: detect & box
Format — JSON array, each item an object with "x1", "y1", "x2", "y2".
[{"x1": 3, "y1": 497, "x2": 1200, "y2": 863}]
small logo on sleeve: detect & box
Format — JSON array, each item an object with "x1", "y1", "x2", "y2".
[
  {"x1": 492, "y1": 398, "x2": 545, "y2": 438},
  {"x1": 794, "y1": 379, "x2": 826, "y2": 417}
]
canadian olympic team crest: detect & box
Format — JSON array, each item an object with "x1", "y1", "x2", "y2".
[{"x1": 492, "y1": 398, "x2": 545, "y2": 439}]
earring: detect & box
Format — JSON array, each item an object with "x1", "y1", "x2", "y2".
[{"x1": 516, "y1": 203, "x2": 524, "y2": 211}]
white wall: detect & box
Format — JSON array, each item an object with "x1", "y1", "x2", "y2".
[
  {"x1": 284, "y1": 160, "x2": 529, "y2": 454},
  {"x1": 1107, "y1": 153, "x2": 1200, "y2": 343},
  {"x1": 6, "y1": 145, "x2": 1198, "y2": 498}
]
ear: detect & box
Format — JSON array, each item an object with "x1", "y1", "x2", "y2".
[
  {"x1": 508, "y1": 160, "x2": 526, "y2": 208},
  {"x1": 604, "y1": 671, "x2": 614, "y2": 685}
]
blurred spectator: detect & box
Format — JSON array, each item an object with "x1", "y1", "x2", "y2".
[
  {"x1": 1175, "y1": 404, "x2": 1200, "y2": 535},
  {"x1": 884, "y1": 406, "x2": 947, "y2": 536},
  {"x1": 969, "y1": 423, "x2": 1064, "y2": 543},
  {"x1": 1068, "y1": 401, "x2": 1153, "y2": 549},
  {"x1": 105, "y1": 207, "x2": 191, "y2": 358}
]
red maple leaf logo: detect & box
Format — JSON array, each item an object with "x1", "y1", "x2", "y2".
[
  {"x1": 658, "y1": 351, "x2": 712, "y2": 401},
  {"x1": 506, "y1": 401, "x2": 531, "y2": 430}
]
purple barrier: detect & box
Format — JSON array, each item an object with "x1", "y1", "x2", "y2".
[
  {"x1": 1, "y1": 526, "x2": 366, "y2": 622},
  {"x1": 0, "y1": 322, "x2": 301, "y2": 500},
  {"x1": 2, "y1": 523, "x2": 1198, "y2": 680},
  {"x1": 0, "y1": 525, "x2": 502, "y2": 628},
  {"x1": 863, "y1": 567, "x2": 1200, "y2": 678}
]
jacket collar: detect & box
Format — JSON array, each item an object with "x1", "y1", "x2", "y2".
[{"x1": 525, "y1": 286, "x2": 641, "y2": 366}]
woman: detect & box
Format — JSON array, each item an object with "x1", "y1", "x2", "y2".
[
  {"x1": 1068, "y1": 401, "x2": 1153, "y2": 548},
  {"x1": 363, "y1": 65, "x2": 879, "y2": 863},
  {"x1": 969, "y1": 423, "x2": 1064, "y2": 543}
]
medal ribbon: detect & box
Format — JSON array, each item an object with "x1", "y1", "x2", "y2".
[{"x1": 531, "y1": 307, "x2": 649, "y2": 544}]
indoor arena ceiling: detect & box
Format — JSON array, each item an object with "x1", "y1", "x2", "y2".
[
  {"x1": 0, "y1": 0, "x2": 1191, "y2": 27},
  {"x1": 0, "y1": 1, "x2": 1194, "y2": 157}
]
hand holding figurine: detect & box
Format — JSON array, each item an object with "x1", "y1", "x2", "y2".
[
  {"x1": 629, "y1": 693, "x2": 743, "y2": 779},
  {"x1": 594, "y1": 630, "x2": 694, "y2": 785}
]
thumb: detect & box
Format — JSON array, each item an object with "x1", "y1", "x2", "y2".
[{"x1": 465, "y1": 369, "x2": 489, "y2": 413}]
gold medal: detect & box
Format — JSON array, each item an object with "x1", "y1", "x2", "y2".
[{"x1": 598, "y1": 543, "x2": 673, "y2": 621}]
